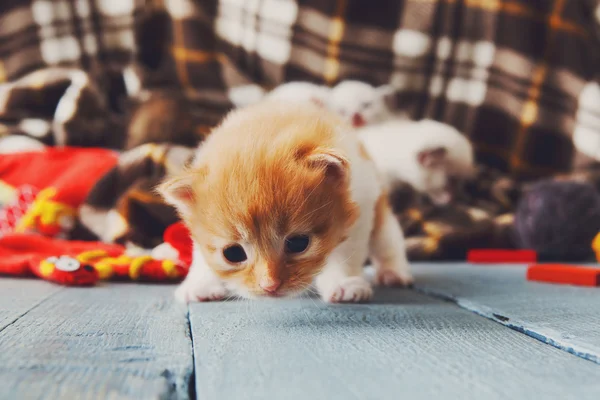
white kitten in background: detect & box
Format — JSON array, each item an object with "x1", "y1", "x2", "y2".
[
  {"x1": 329, "y1": 81, "x2": 398, "y2": 128},
  {"x1": 228, "y1": 84, "x2": 266, "y2": 108},
  {"x1": 227, "y1": 82, "x2": 331, "y2": 109},
  {"x1": 265, "y1": 82, "x2": 331, "y2": 107},
  {"x1": 359, "y1": 119, "x2": 475, "y2": 205}
]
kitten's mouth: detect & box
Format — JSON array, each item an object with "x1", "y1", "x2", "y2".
[
  {"x1": 261, "y1": 291, "x2": 284, "y2": 298},
  {"x1": 256, "y1": 286, "x2": 306, "y2": 299}
]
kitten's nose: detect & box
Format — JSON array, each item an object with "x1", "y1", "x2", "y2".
[
  {"x1": 259, "y1": 277, "x2": 281, "y2": 293},
  {"x1": 352, "y1": 113, "x2": 365, "y2": 127}
]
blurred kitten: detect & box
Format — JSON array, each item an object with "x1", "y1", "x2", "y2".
[
  {"x1": 158, "y1": 101, "x2": 412, "y2": 303},
  {"x1": 265, "y1": 82, "x2": 331, "y2": 107},
  {"x1": 359, "y1": 119, "x2": 475, "y2": 205},
  {"x1": 329, "y1": 81, "x2": 397, "y2": 127},
  {"x1": 125, "y1": 93, "x2": 208, "y2": 150}
]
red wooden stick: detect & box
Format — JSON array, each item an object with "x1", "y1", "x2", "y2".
[
  {"x1": 527, "y1": 264, "x2": 600, "y2": 287},
  {"x1": 467, "y1": 249, "x2": 537, "y2": 263}
]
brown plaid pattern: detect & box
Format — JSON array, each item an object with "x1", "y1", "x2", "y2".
[
  {"x1": 2, "y1": 0, "x2": 600, "y2": 177},
  {"x1": 0, "y1": 68, "x2": 127, "y2": 147},
  {"x1": 165, "y1": 0, "x2": 600, "y2": 179},
  {"x1": 0, "y1": 0, "x2": 147, "y2": 83}
]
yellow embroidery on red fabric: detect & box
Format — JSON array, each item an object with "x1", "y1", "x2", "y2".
[
  {"x1": 162, "y1": 260, "x2": 181, "y2": 279},
  {"x1": 15, "y1": 188, "x2": 76, "y2": 233},
  {"x1": 129, "y1": 256, "x2": 153, "y2": 280},
  {"x1": 39, "y1": 260, "x2": 56, "y2": 277},
  {"x1": 76, "y1": 250, "x2": 109, "y2": 263},
  {"x1": 592, "y1": 232, "x2": 600, "y2": 262}
]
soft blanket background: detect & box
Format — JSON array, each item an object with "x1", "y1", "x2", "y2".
[{"x1": 1, "y1": 0, "x2": 600, "y2": 261}]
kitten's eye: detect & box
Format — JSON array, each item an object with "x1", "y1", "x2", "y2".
[
  {"x1": 285, "y1": 235, "x2": 310, "y2": 254},
  {"x1": 223, "y1": 244, "x2": 247, "y2": 263}
]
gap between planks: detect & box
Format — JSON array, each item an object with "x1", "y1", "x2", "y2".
[
  {"x1": 185, "y1": 310, "x2": 197, "y2": 400},
  {"x1": 0, "y1": 286, "x2": 64, "y2": 335},
  {"x1": 412, "y1": 285, "x2": 600, "y2": 365}
]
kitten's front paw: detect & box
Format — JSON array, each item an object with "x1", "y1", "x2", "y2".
[
  {"x1": 375, "y1": 268, "x2": 414, "y2": 287},
  {"x1": 175, "y1": 279, "x2": 228, "y2": 303},
  {"x1": 322, "y1": 276, "x2": 373, "y2": 303}
]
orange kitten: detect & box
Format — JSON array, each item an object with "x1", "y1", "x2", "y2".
[{"x1": 157, "y1": 101, "x2": 413, "y2": 303}]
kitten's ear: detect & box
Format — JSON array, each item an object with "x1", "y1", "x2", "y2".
[
  {"x1": 376, "y1": 84, "x2": 395, "y2": 97},
  {"x1": 417, "y1": 147, "x2": 447, "y2": 168},
  {"x1": 156, "y1": 172, "x2": 198, "y2": 215},
  {"x1": 376, "y1": 84, "x2": 397, "y2": 110},
  {"x1": 304, "y1": 147, "x2": 350, "y2": 182}
]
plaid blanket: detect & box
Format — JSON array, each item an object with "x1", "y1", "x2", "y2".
[
  {"x1": 3, "y1": 1, "x2": 600, "y2": 176},
  {"x1": 162, "y1": 0, "x2": 600, "y2": 179},
  {"x1": 0, "y1": 0, "x2": 142, "y2": 83},
  {"x1": 0, "y1": 68, "x2": 126, "y2": 148},
  {"x1": 2, "y1": 0, "x2": 600, "y2": 261}
]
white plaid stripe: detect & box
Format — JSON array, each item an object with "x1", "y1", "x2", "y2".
[
  {"x1": 2, "y1": 0, "x2": 142, "y2": 80},
  {"x1": 215, "y1": 0, "x2": 297, "y2": 66},
  {"x1": 445, "y1": 40, "x2": 495, "y2": 107},
  {"x1": 165, "y1": 0, "x2": 197, "y2": 18},
  {"x1": 102, "y1": 26, "x2": 135, "y2": 50},
  {"x1": 32, "y1": 0, "x2": 81, "y2": 65},
  {"x1": 96, "y1": 0, "x2": 135, "y2": 16},
  {"x1": 574, "y1": 82, "x2": 600, "y2": 160},
  {"x1": 391, "y1": 36, "x2": 495, "y2": 108},
  {"x1": 392, "y1": 29, "x2": 431, "y2": 58}
]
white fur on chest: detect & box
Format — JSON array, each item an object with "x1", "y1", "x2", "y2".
[
  {"x1": 312, "y1": 127, "x2": 412, "y2": 303},
  {"x1": 331, "y1": 130, "x2": 382, "y2": 262}
]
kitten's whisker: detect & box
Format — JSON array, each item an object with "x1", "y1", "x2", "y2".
[
  {"x1": 295, "y1": 174, "x2": 327, "y2": 215},
  {"x1": 339, "y1": 249, "x2": 357, "y2": 266},
  {"x1": 295, "y1": 284, "x2": 322, "y2": 309},
  {"x1": 296, "y1": 200, "x2": 333, "y2": 226},
  {"x1": 244, "y1": 297, "x2": 251, "y2": 320}
]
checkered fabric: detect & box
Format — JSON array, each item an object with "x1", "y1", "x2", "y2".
[
  {"x1": 0, "y1": 67, "x2": 211, "y2": 149},
  {"x1": 164, "y1": 0, "x2": 600, "y2": 179},
  {"x1": 2, "y1": 0, "x2": 600, "y2": 177},
  {"x1": 0, "y1": 0, "x2": 143, "y2": 83},
  {"x1": 0, "y1": 68, "x2": 127, "y2": 147},
  {"x1": 0, "y1": 0, "x2": 146, "y2": 147}
]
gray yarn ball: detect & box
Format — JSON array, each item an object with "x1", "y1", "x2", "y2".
[{"x1": 514, "y1": 179, "x2": 600, "y2": 261}]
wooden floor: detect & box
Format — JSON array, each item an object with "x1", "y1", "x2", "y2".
[{"x1": 1, "y1": 263, "x2": 599, "y2": 399}]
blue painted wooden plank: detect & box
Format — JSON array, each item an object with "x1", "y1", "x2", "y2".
[
  {"x1": 0, "y1": 278, "x2": 63, "y2": 332},
  {"x1": 412, "y1": 263, "x2": 600, "y2": 364},
  {"x1": 190, "y1": 289, "x2": 600, "y2": 400},
  {"x1": 0, "y1": 284, "x2": 193, "y2": 400}
]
